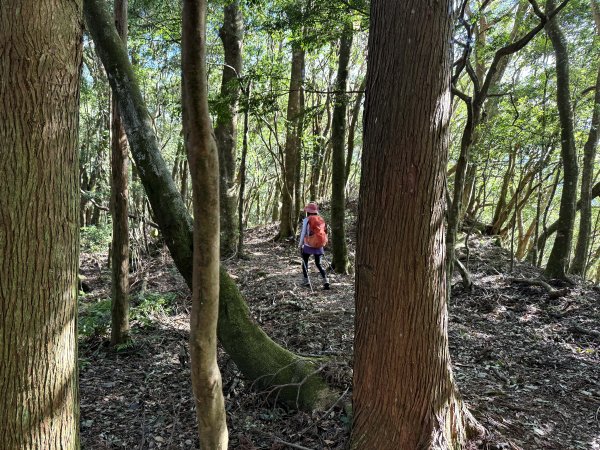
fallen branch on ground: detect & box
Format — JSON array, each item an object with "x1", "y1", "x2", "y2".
[{"x1": 508, "y1": 277, "x2": 569, "y2": 299}]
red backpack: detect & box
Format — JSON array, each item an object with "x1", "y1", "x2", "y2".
[{"x1": 304, "y1": 215, "x2": 328, "y2": 248}]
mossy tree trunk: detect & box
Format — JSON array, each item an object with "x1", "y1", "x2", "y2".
[
  {"x1": 544, "y1": 0, "x2": 578, "y2": 280},
  {"x1": 0, "y1": 0, "x2": 82, "y2": 447},
  {"x1": 214, "y1": 0, "x2": 243, "y2": 258},
  {"x1": 84, "y1": 0, "x2": 334, "y2": 410},
  {"x1": 110, "y1": 0, "x2": 130, "y2": 347},
  {"x1": 330, "y1": 21, "x2": 352, "y2": 274},
  {"x1": 182, "y1": 0, "x2": 228, "y2": 445},
  {"x1": 352, "y1": 1, "x2": 476, "y2": 447}
]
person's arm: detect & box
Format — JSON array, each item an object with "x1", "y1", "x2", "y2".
[{"x1": 299, "y1": 217, "x2": 308, "y2": 249}]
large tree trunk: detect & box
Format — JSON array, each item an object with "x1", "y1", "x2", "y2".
[
  {"x1": 544, "y1": 0, "x2": 578, "y2": 279},
  {"x1": 214, "y1": 0, "x2": 243, "y2": 258},
  {"x1": 352, "y1": 0, "x2": 476, "y2": 447},
  {"x1": 278, "y1": 45, "x2": 305, "y2": 239},
  {"x1": 182, "y1": 0, "x2": 228, "y2": 445},
  {"x1": 330, "y1": 21, "x2": 353, "y2": 274},
  {"x1": 110, "y1": 0, "x2": 130, "y2": 347},
  {"x1": 571, "y1": 2, "x2": 600, "y2": 276},
  {"x1": 84, "y1": 0, "x2": 334, "y2": 410},
  {"x1": 0, "y1": 1, "x2": 82, "y2": 448}
]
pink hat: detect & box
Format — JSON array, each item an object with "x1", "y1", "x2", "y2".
[{"x1": 304, "y1": 202, "x2": 319, "y2": 214}]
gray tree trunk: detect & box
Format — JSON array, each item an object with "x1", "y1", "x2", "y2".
[
  {"x1": 544, "y1": 0, "x2": 578, "y2": 280},
  {"x1": 278, "y1": 45, "x2": 305, "y2": 239},
  {"x1": 571, "y1": 3, "x2": 600, "y2": 276},
  {"x1": 214, "y1": 0, "x2": 243, "y2": 257},
  {"x1": 330, "y1": 22, "x2": 353, "y2": 274}
]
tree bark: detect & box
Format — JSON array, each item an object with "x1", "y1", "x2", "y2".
[
  {"x1": 238, "y1": 83, "x2": 251, "y2": 256},
  {"x1": 84, "y1": 0, "x2": 334, "y2": 410},
  {"x1": 278, "y1": 44, "x2": 305, "y2": 239},
  {"x1": 0, "y1": 1, "x2": 82, "y2": 447},
  {"x1": 352, "y1": 0, "x2": 475, "y2": 447},
  {"x1": 214, "y1": 0, "x2": 243, "y2": 258},
  {"x1": 544, "y1": 0, "x2": 578, "y2": 279},
  {"x1": 110, "y1": 0, "x2": 130, "y2": 347},
  {"x1": 330, "y1": 21, "x2": 353, "y2": 274},
  {"x1": 182, "y1": 0, "x2": 228, "y2": 445},
  {"x1": 570, "y1": 3, "x2": 600, "y2": 276}
]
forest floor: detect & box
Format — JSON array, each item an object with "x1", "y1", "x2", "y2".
[{"x1": 79, "y1": 221, "x2": 600, "y2": 449}]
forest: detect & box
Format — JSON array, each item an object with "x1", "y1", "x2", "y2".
[{"x1": 0, "y1": 0, "x2": 599, "y2": 448}]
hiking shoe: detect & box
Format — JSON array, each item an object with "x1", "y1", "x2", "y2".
[
  {"x1": 301, "y1": 276, "x2": 310, "y2": 286},
  {"x1": 323, "y1": 280, "x2": 330, "y2": 290}
]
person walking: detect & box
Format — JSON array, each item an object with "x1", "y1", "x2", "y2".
[{"x1": 299, "y1": 202, "x2": 330, "y2": 290}]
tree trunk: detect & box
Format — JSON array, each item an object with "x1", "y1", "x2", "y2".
[
  {"x1": 214, "y1": 0, "x2": 243, "y2": 258},
  {"x1": 110, "y1": 0, "x2": 130, "y2": 347},
  {"x1": 84, "y1": 0, "x2": 334, "y2": 410},
  {"x1": 278, "y1": 44, "x2": 305, "y2": 239},
  {"x1": 345, "y1": 78, "x2": 365, "y2": 186},
  {"x1": 182, "y1": 0, "x2": 228, "y2": 445},
  {"x1": 544, "y1": 0, "x2": 578, "y2": 279},
  {"x1": 330, "y1": 22, "x2": 353, "y2": 274},
  {"x1": 238, "y1": 83, "x2": 251, "y2": 256},
  {"x1": 571, "y1": 4, "x2": 600, "y2": 276},
  {"x1": 352, "y1": 1, "x2": 476, "y2": 447},
  {"x1": 0, "y1": 1, "x2": 82, "y2": 447}
]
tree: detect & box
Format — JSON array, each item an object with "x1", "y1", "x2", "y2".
[
  {"x1": 110, "y1": 0, "x2": 130, "y2": 347},
  {"x1": 0, "y1": 1, "x2": 82, "y2": 447},
  {"x1": 84, "y1": 0, "x2": 334, "y2": 409},
  {"x1": 352, "y1": 0, "x2": 477, "y2": 447},
  {"x1": 278, "y1": 43, "x2": 305, "y2": 239},
  {"x1": 214, "y1": 0, "x2": 243, "y2": 258},
  {"x1": 182, "y1": 0, "x2": 228, "y2": 445},
  {"x1": 330, "y1": 20, "x2": 352, "y2": 274},
  {"x1": 570, "y1": 0, "x2": 600, "y2": 276},
  {"x1": 544, "y1": 0, "x2": 578, "y2": 279}
]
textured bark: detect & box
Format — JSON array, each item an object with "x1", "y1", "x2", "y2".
[
  {"x1": 544, "y1": 0, "x2": 578, "y2": 279},
  {"x1": 0, "y1": 1, "x2": 82, "y2": 448},
  {"x1": 571, "y1": 4, "x2": 600, "y2": 276},
  {"x1": 214, "y1": 0, "x2": 243, "y2": 257},
  {"x1": 352, "y1": 0, "x2": 472, "y2": 447},
  {"x1": 330, "y1": 22, "x2": 353, "y2": 274},
  {"x1": 278, "y1": 45, "x2": 305, "y2": 239},
  {"x1": 84, "y1": 0, "x2": 334, "y2": 410},
  {"x1": 182, "y1": 0, "x2": 228, "y2": 445},
  {"x1": 110, "y1": 0, "x2": 130, "y2": 347}
]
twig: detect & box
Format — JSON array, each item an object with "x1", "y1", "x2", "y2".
[
  {"x1": 508, "y1": 277, "x2": 569, "y2": 299},
  {"x1": 295, "y1": 387, "x2": 350, "y2": 437}
]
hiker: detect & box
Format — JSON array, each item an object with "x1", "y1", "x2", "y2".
[{"x1": 299, "y1": 202, "x2": 330, "y2": 290}]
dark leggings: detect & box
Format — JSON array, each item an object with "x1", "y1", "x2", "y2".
[{"x1": 301, "y1": 252, "x2": 327, "y2": 279}]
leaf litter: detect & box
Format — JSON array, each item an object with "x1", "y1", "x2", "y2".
[{"x1": 79, "y1": 225, "x2": 600, "y2": 449}]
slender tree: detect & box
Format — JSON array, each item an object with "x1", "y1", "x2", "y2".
[
  {"x1": 352, "y1": 0, "x2": 478, "y2": 447},
  {"x1": 0, "y1": 0, "x2": 82, "y2": 447},
  {"x1": 278, "y1": 43, "x2": 305, "y2": 239},
  {"x1": 571, "y1": 0, "x2": 600, "y2": 276},
  {"x1": 214, "y1": 0, "x2": 243, "y2": 257},
  {"x1": 110, "y1": 0, "x2": 130, "y2": 346},
  {"x1": 182, "y1": 0, "x2": 228, "y2": 445},
  {"x1": 330, "y1": 20, "x2": 353, "y2": 274},
  {"x1": 544, "y1": 0, "x2": 578, "y2": 279}
]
